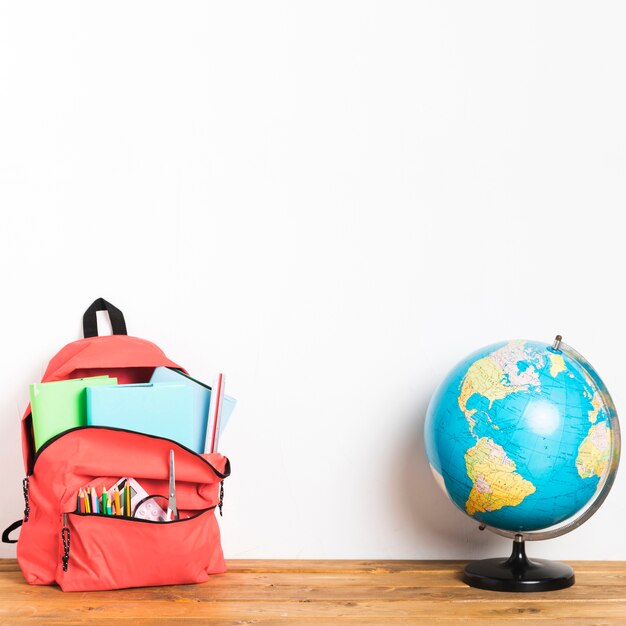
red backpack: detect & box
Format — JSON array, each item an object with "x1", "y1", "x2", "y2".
[{"x1": 2, "y1": 299, "x2": 230, "y2": 591}]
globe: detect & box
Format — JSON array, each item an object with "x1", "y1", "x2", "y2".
[{"x1": 424, "y1": 338, "x2": 620, "y2": 536}]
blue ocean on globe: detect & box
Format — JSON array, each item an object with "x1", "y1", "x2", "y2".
[{"x1": 424, "y1": 340, "x2": 614, "y2": 532}]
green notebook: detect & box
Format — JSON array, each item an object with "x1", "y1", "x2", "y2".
[{"x1": 30, "y1": 376, "x2": 118, "y2": 450}]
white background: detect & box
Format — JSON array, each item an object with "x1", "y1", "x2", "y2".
[{"x1": 1, "y1": 2, "x2": 624, "y2": 560}]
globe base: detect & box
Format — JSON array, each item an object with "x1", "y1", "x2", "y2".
[{"x1": 462, "y1": 537, "x2": 575, "y2": 592}]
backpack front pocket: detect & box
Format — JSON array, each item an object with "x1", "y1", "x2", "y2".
[
  {"x1": 56, "y1": 508, "x2": 225, "y2": 591},
  {"x1": 26, "y1": 427, "x2": 229, "y2": 591}
]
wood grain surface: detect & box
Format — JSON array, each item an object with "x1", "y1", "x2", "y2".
[{"x1": 1, "y1": 559, "x2": 625, "y2": 625}]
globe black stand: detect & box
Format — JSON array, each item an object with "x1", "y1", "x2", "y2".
[{"x1": 462, "y1": 535, "x2": 575, "y2": 592}]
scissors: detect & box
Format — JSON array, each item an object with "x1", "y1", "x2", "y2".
[{"x1": 166, "y1": 449, "x2": 179, "y2": 521}]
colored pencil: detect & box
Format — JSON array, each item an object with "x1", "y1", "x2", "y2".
[
  {"x1": 101, "y1": 485, "x2": 107, "y2": 514},
  {"x1": 90, "y1": 487, "x2": 99, "y2": 514},
  {"x1": 113, "y1": 486, "x2": 121, "y2": 515},
  {"x1": 125, "y1": 481, "x2": 131, "y2": 517}
]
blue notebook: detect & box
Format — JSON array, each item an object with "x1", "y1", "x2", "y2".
[
  {"x1": 86, "y1": 383, "x2": 195, "y2": 450},
  {"x1": 150, "y1": 367, "x2": 237, "y2": 453}
]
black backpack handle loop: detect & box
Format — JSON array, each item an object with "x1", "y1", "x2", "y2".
[
  {"x1": 82, "y1": 298, "x2": 128, "y2": 338},
  {"x1": 2, "y1": 520, "x2": 22, "y2": 544}
]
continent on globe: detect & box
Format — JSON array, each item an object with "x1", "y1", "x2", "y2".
[
  {"x1": 464, "y1": 437, "x2": 536, "y2": 516},
  {"x1": 458, "y1": 341, "x2": 543, "y2": 434},
  {"x1": 586, "y1": 391, "x2": 603, "y2": 424},
  {"x1": 576, "y1": 421, "x2": 611, "y2": 479},
  {"x1": 548, "y1": 353, "x2": 566, "y2": 377}
]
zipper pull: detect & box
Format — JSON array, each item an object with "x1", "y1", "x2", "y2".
[
  {"x1": 22, "y1": 477, "x2": 30, "y2": 522},
  {"x1": 61, "y1": 514, "x2": 70, "y2": 572},
  {"x1": 218, "y1": 481, "x2": 224, "y2": 517}
]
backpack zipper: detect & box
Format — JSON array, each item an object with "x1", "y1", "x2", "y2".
[
  {"x1": 67, "y1": 506, "x2": 215, "y2": 523},
  {"x1": 22, "y1": 477, "x2": 30, "y2": 522},
  {"x1": 61, "y1": 513, "x2": 70, "y2": 572},
  {"x1": 30, "y1": 425, "x2": 230, "y2": 479}
]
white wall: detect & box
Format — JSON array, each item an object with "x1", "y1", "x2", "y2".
[{"x1": 1, "y1": 1, "x2": 624, "y2": 560}]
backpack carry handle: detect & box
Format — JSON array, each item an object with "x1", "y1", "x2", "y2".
[
  {"x1": 2, "y1": 519, "x2": 22, "y2": 544},
  {"x1": 83, "y1": 298, "x2": 128, "y2": 338}
]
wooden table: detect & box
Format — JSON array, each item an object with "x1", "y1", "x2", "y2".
[{"x1": 1, "y1": 559, "x2": 625, "y2": 624}]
